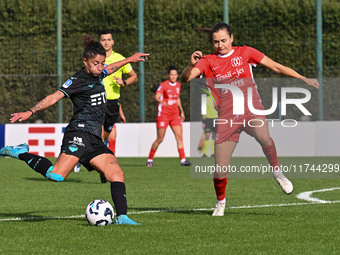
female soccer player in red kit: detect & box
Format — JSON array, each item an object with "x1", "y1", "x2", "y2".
[
  {"x1": 181, "y1": 22, "x2": 319, "y2": 216},
  {"x1": 147, "y1": 66, "x2": 191, "y2": 167}
]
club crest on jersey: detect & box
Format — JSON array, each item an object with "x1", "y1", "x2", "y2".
[
  {"x1": 68, "y1": 144, "x2": 78, "y2": 152},
  {"x1": 62, "y1": 79, "x2": 72, "y2": 88},
  {"x1": 231, "y1": 56, "x2": 243, "y2": 67}
]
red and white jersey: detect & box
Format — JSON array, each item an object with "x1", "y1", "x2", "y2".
[
  {"x1": 195, "y1": 46, "x2": 265, "y2": 114},
  {"x1": 156, "y1": 80, "x2": 181, "y2": 116}
]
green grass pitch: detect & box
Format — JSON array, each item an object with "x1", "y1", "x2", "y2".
[{"x1": 0, "y1": 157, "x2": 339, "y2": 254}]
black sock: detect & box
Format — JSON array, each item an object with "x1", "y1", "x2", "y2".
[
  {"x1": 18, "y1": 152, "x2": 53, "y2": 177},
  {"x1": 110, "y1": 182, "x2": 128, "y2": 216}
]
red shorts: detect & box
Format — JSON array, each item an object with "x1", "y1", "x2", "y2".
[
  {"x1": 156, "y1": 114, "x2": 182, "y2": 129},
  {"x1": 215, "y1": 112, "x2": 266, "y2": 144},
  {"x1": 214, "y1": 85, "x2": 267, "y2": 143}
]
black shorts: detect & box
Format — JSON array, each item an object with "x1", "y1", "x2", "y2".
[
  {"x1": 60, "y1": 130, "x2": 113, "y2": 171},
  {"x1": 204, "y1": 118, "x2": 216, "y2": 133},
  {"x1": 103, "y1": 99, "x2": 120, "y2": 132}
]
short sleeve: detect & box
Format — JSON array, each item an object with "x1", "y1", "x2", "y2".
[
  {"x1": 246, "y1": 47, "x2": 265, "y2": 66},
  {"x1": 121, "y1": 63, "x2": 133, "y2": 74},
  {"x1": 156, "y1": 83, "x2": 164, "y2": 94},
  {"x1": 58, "y1": 77, "x2": 80, "y2": 98},
  {"x1": 195, "y1": 56, "x2": 210, "y2": 75}
]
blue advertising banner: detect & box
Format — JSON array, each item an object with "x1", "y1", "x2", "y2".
[{"x1": 0, "y1": 124, "x2": 4, "y2": 148}]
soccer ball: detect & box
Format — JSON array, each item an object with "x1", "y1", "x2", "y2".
[{"x1": 85, "y1": 199, "x2": 114, "y2": 226}]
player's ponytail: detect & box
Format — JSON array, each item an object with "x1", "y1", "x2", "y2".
[
  {"x1": 196, "y1": 22, "x2": 232, "y2": 44},
  {"x1": 82, "y1": 34, "x2": 106, "y2": 59}
]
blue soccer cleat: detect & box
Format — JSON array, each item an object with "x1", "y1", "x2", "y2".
[
  {"x1": 146, "y1": 161, "x2": 153, "y2": 167},
  {"x1": 114, "y1": 215, "x2": 140, "y2": 225},
  {"x1": 0, "y1": 143, "x2": 29, "y2": 159},
  {"x1": 180, "y1": 160, "x2": 192, "y2": 166}
]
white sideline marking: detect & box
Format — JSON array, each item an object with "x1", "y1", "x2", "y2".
[
  {"x1": 1, "y1": 199, "x2": 340, "y2": 222},
  {"x1": 296, "y1": 187, "x2": 340, "y2": 203},
  {"x1": 1, "y1": 187, "x2": 339, "y2": 222}
]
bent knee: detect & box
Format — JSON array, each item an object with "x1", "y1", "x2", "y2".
[
  {"x1": 105, "y1": 171, "x2": 124, "y2": 183},
  {"x1": 175, "y1": 135, "x2": 183, "y2": 142},
  {"x1": 256, "y1": 135, "x2": 272, "y2": 146},
  {"x1": 156, "y1": 138, "x2": 164, "y2": 144}
]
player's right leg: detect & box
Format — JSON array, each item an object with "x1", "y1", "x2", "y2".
[
  {"x1": 0, "y1": 143, "x2": 29, "y2": 159},
  {"x1": 0, "y1": 143, "x2": 75, "y2": 182},
  {"x1": 203, "y1": 132, "x2": 211, "y2": 157},
  {"x1": 147, "y1": 127, "x2": 167, "y2": 167},
  {"x1": 212, "y1": 141, "x2": 237, "y2": 216},
  {"x1": 1, "y1": 143, "x2": 54, "y2": 178}
]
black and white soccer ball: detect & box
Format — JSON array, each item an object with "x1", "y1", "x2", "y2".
[{"x1": 85, "y1": 199, "x2": 114, "y2": 226}]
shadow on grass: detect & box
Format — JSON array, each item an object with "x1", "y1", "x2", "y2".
[
  {"x1": 0, "y1": 211, "x2": 84, "y2": 222},
  {"x1": 23, "y1": 177, "x2": 85, "y2": 183},
  {"x1": 119, "y1": 164, "x2": 150, "y2": 167},
  {"x1": 128, "y1": 207, "x2": 275, "y2": 216}
]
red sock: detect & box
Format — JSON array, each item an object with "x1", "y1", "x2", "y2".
[
  {"x1": 213, "y1": 178, "x2": 227, "y2": 201},
  {"x1": 178, "y1": 148, "x2": 185, "y2": 161},
  {"x1": 262, "y1": 138, "x2": 279, "y2": 171},
  {"x1": 108, "y1": 140, "x2": 116, "y2": 154},
  {"x1": 148, "y1": 148, "x2": 156, "y2": 161}
]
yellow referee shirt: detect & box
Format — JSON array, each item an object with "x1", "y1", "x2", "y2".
[
  {"x1": 104, "y1": 51, "x2": 133, "y2": 100},
  {"x1": 206, "y1": 95, "x2": 218, "y2": 119}
]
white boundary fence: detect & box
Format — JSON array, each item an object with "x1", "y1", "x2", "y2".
[{"x1": 3, "y1": 121, "x2": 340, "y2": 157}]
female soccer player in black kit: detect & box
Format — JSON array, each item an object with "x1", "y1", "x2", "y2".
[{"x1": 0, "y1": 35, "x2": 148, "y2": 225}]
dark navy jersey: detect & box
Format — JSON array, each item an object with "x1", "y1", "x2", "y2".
[{"x1": 59, "y1": 69, "x2": 109, "y2": 138}]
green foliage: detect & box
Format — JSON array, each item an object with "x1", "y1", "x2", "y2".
[{"x1": 0, "y1": 0, "x2": 339, "y2": 123}]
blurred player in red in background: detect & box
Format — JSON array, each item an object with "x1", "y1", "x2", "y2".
[
  {"x1": 181, "y1": 22, "x2": 319, "y2": 216},
  {"x1": 147, "y1": 66, "x2": 191, "y2": 167}
]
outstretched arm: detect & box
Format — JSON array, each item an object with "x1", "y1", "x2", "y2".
[
  {"x1": 260, "y1": 56, "x2": 320, "y2": 89},
  {"x1": 105, "y1": 53, "x2": 149, "y2": 76},
  {"x1": 10, "y1": 90, "x2": 65, "y2": 123}
]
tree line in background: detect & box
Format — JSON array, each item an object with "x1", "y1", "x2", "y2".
[{"x1": 0, "y1": 0, "x2": 339, "y2": 123}]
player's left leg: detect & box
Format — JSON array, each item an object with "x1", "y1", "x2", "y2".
[
  {"x1": 248, "y1": 117, "x2": 293, "y2": 194},
  {"x1": 90, "y1": 153, "x2": 139, "y2": 225},
  {"x1": 211, "y1": 131, "x2": 216, "y2": 157},
  {"x1": 170, "y1": 123, "x2": 191, "y2": 166}
]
